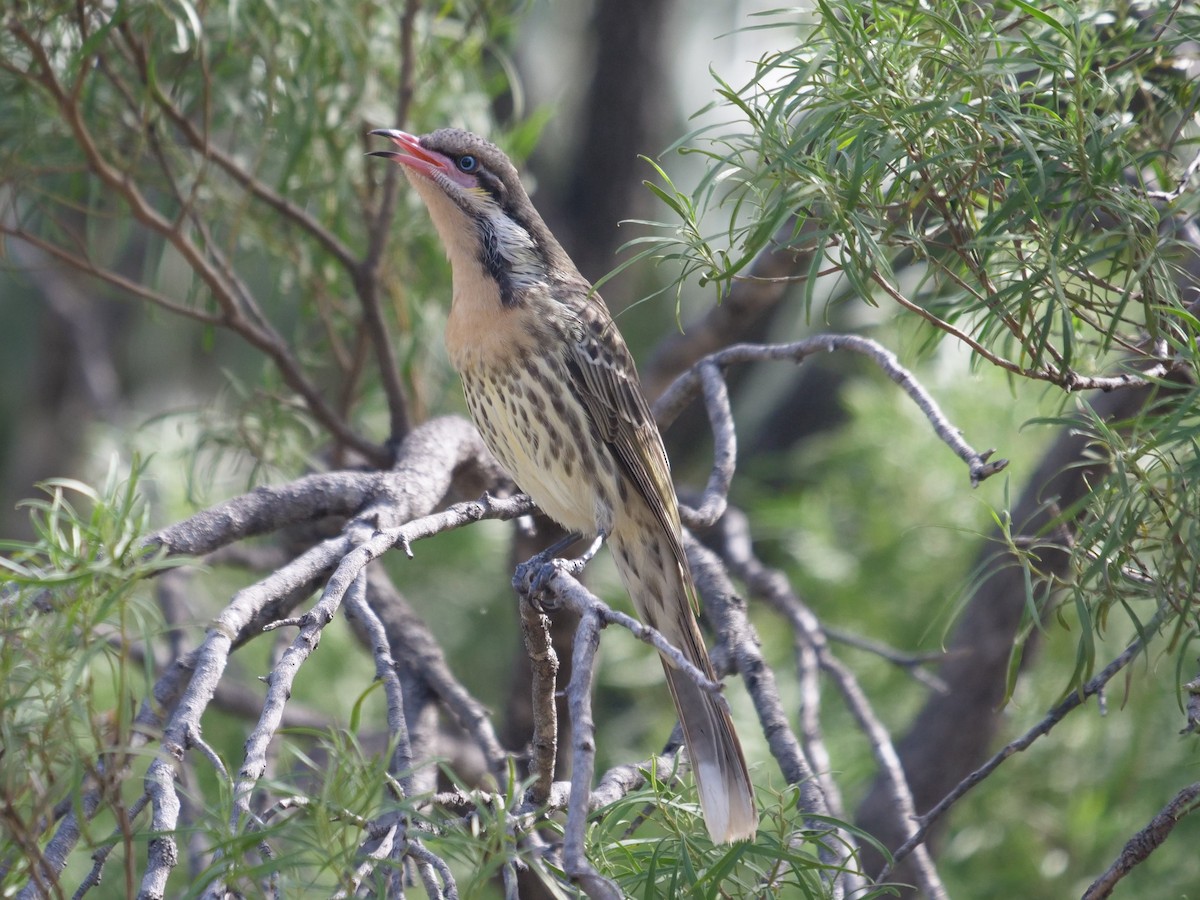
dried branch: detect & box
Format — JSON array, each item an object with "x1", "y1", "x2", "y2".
[
  {"x1": 822, "y1": 626, "x2": 948, "y2": 693},
  {"x1": 19, "y1": 418, "x2": 494, "y2": 896},
  {"x1": 365, "y1": 567, "x2": 509, "y2": 781},
  {"x1": 712, "y1": 506, "x2": 946, "y2": 897},
  {"x1": 560, "y1": 608, "x2": 621, "y2": 900},
  {"x1": 1081, "y1": 782, "x2": 1200, "y2": 900},
  {"x1": 518, "y1": 565, "x2": 723, "y2": 699},
  {"x1": 518, "y1": 595, "x2": 559, "y2": 805},
  {"x1": 686, "y1": 534, "x2": 861, "y2": 899},
  {"x1": 879, "y1": 603, "x2": 1169, "y2": 882},
  {"x1": 343, "y1": 571, "x2": 415, "y2": 795},
  {"x1": 679, "y1": 361, "x2": 736, "y2": 528},
  {"x1": 654, "y1": 334, "x2": 1007, "y2": 488},
  {"x1": 69, "y1": 792, "x2": 150, "y2": 900}
]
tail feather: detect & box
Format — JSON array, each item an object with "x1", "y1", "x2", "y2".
[
  {"x1": 610, "y1": 528, "x2": 757, "y2": 843},
  {"x1": 661, "y1": 657, "x2": 758, "y2": 843}
]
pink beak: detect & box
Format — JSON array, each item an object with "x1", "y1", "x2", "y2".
[{"x1": 368, "y1": 129, "x2": 452, "y2": 180}]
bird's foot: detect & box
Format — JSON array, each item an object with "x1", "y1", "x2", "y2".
[{"x1": 513, "y1": 531, "x2": 606, "y2": 611}]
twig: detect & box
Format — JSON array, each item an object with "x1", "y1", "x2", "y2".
[
  {"x1": 351, "y1": 0, "x2": 423, "y2": 444},
  {"x1": 653, "y1": 334, "x2": 1007, "y2": 487},
  {"x1": 406, "y1": 838, "x2": 459, "y2": 900},
  {"x1": 344, "y1": 570, "x2": 415, "y2": 795},
  {"x1": 871, "y1": 269, "x2": 1173, "y2": 394},
  {"x1": 680, "y1": 361, "x2": 736, "y2": 527},
  {"x1": 560, "y1": 609, "x2": 621, "y2": 900},
  {"x1": 259, "y1": 796, "x2": 370, "y2": 829},
  {"x1": 332, "y1": 816, "x2": 399, "y2": 899},
  {"x1": 1081, "y1": 782, "x2": 1200, "y2": 899},
  {"x1": 822, "y1": 626, "x2": 949, "y2": 693},
  {"x1": 229, "y1": 531, "x2": 392, "y2": 831},
  {"x1": 0, "y1": 228, "x2": 223, "y2": 326},
  {"x1": 518, "y1": 595, "x2": 559, "y2": 804},
  {"x1": 69, "y1": 792, "x2": 150, "y2": 900},
  {"x1": 712, "y1": 508, "x2": 946, "y2": 897},
  {"x1": 185, "y1": 724, "x2": 231, "y2": 786},
  {"x1": 880, "y1": 605, "x2": 1168, "y2": 881},
  {"x1": 524, "y1": 566, "x2": 724, "y2": 699},
  {"x1": 138, "y1": 535, "x2": 350, "y2": 898},
  {"x1": 365, "y1": 567, "x2": 509, "y2": 781}
]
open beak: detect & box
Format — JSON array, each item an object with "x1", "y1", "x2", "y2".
[{"x1": 368, "y1": 129, "x2": 451, "y2": 179}]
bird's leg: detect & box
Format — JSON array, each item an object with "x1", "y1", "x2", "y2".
[
  {"x1": 569, "y1": 533, "x2": 606, "y2": 571},
  {"x1": 514, "y1": 530, "x2": 607, "y2": 609}
]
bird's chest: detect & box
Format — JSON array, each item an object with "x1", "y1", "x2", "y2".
[{"x1": 457, "y1": 355, "x2": 617, "y2": 536}]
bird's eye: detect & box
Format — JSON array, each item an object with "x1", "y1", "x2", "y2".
[{"x1": 457, "y1": 155, "x2": 478, "y2": 172}]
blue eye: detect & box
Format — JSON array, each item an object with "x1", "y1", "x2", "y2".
[{"x1": 457, "y1": 155, "x2": 478, "y2": 172}]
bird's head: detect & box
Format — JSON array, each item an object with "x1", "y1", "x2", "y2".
[
  {"x1": 370, "y1": 128, "x2": 574, "y2": 303},
  {"x1": 369, "y1": 128, "x2": 526, "y2": 219}
]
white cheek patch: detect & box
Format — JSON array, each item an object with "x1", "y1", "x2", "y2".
[{"x1": 482, "y1": 209, "x2": 546, "y2": 291}]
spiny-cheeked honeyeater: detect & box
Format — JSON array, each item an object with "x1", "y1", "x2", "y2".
[{"x1": 371, "y1": 127, "x2": 756, "y2": 843}]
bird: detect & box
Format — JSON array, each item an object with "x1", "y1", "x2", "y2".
[{"x1": 370, "y1": 126, "x2": 756, "y2": 843}]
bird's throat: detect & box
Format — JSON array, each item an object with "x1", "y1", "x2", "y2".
[{"x1": 444, "y1": 266, "x2": 540, "y2": 374}]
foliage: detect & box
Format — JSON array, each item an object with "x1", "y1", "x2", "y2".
[
  {"x1": 640, "y1": 0, "x2": 1200, "y2": 693},
  {"x1": 587, "y1": 778, "x2": 898, "y2": 899},
  {"x1": 3, "y1": 0, "x2": 1200, "y2": 896},
  {"x1": 0, "y1": 0, "x2": 535, "y2": 471},
  {"x1": 0, "y1": 460, "x2": 171, "y2": 894}
]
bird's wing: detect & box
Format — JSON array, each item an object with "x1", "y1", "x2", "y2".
[{"x1": 563, "y1": 302, "x2": 691, "y2": 572}]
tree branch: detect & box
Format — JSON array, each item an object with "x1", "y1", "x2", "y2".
[
  {"x1": 879, "y1": 603, "x2": 1169, "y2": 882},
  {"x1": 518, "y1": 595, "x2": 559, "y2": 805},
  {"x1": 560, "y1": 608, "x2": 621, "y2": 900},
  {"x1": 655, "y1": 335, "x2": 1007, "y2": 487},
  {"x1": 1081, "y1": 782, "x2": 1200, "y2": 900}
]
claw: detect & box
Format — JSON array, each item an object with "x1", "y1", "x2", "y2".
[{"x1": 512, "y1": 530, "x2": 607, "y2": 612}]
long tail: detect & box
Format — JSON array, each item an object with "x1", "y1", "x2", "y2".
[{"x1": 609, "y1": 525, "x2": 757, "y2": 843}]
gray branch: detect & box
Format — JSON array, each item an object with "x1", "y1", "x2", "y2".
[
  {"x1": 560, "y1": 609, "x2": 621, "y2": 900},
  {"x1": 653, "y1": 334, "x2": 1006, "y2": 488},
  {"x1": 1081, "y1": 782, "x2": 1200, "y2": 900}
]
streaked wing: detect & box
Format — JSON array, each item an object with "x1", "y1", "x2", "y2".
[{"x1": 562, "y1": 303, "x2": 690, "y2": 570}]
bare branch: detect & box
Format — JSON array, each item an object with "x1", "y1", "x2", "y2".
[
  {"x1": 880, "y1": 604, "x2": 1169, "y2": 881},
  {"x1": 686, "y1": 534, "x2": 863, "y2": 898},
  {"x1": 150, "y1": 416, "x2": 499, "y2": 557},
  {"x1": 137, "y1": 535, "x2": 349, "y2": 898},
  {"x1": 406, "y1": 838, "x2": 459, "y2": 900},
  {"x1": 560, "y1": 609, "x2": 621, "y2": 900},
  {"x1": 520, "y1": 565, "x2": 723, "y2": 699},
  {"x1": 822, "y1": 626, "x2": 949, "y2": 693},
  {"x1": 518, "y1": 595, "x2": 559, "y2": 804},
  {"x1": 655, "y1": 334, "x2": 1007, "y2": 486},
  {"x1": 1082, "y1": 782, "x2": 1200, "y2": 900},
  {"x1": 678, "y1": 361, "x2": 736, "y2": 528},
  {"x1": 69, "y1": 792, "x2": 150, "y2": 900},
  {"x1": 343, "y1": 571, "x2": 415, "y2": 795},
  {"x1": 711, "y1": 507, "x2": 947, "y2": 897},
  {"x1": 365, "y1": 567, "x2": 509, "y2": 781}
]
